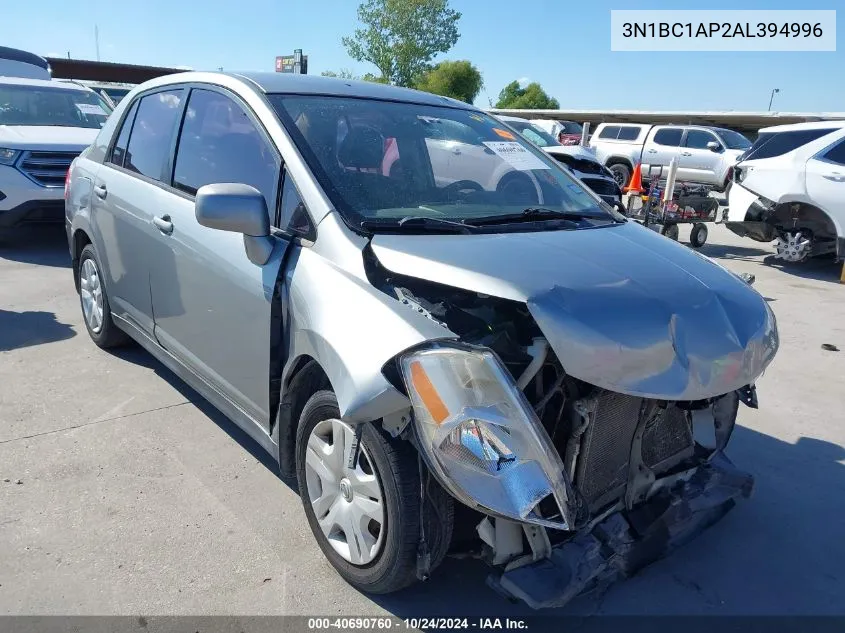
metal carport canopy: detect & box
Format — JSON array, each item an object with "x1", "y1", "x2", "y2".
[
  {"x1": 489, "y1": 108, "x2": 845, "y2": 135},
  {"x1": 46, "y1": 57, "x2": 186, "y2": 84}
]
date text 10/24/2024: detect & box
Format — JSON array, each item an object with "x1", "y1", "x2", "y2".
[{"x1": 307, "y1": 618, "x2": 529, "y2": 630}]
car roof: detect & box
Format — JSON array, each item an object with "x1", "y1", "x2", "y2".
[
  {"x1": 759, "y1": 120, "x2": 845, "y2": 133},
  {"x1": 0, "y1": 76, "x2": 92, "y2": 92}
]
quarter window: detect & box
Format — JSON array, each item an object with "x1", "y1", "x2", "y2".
[
  {"x1": 684, "y1": 129, "x2": 718, "y2": 149},
  {"x1": 598, "y1": 126, "x2": 621, "y2": 139},
  {"x1": 279, "y1": 169, "x2": 314, "y2": 238},
  {"x1": 124, "y1": 89, "x2": 184, "y2": 181},
  {"x1": 616, "y1": 126, "x2": 640, "y2": 141},
  {"x1": 173, "y1": 89, "x2": 279, "y2": 212},
  {"x1": 653, "y1": 128, "x2": 682, "y2": 146},
  {"x1": 109, "y1": 100, "x2": 138, "y2": 167},
  {"x1": 822, "y1": 139, "x2": 845, "y2": 165}
]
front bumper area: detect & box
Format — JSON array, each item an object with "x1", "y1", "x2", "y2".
[{"x1": 488, "y1": 453, "x2": 753, "y2": 609}]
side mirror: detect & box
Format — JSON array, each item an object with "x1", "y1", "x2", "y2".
[
  {"x1": 707, "y1": 141, "x2": 722, "y2": 153},
  {"x1": 195, "y1": 183, "x2": 274, "y2": 265}
]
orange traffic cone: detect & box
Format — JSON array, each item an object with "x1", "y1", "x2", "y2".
[{"x1": 624, "y1": 163, "x2": 644, "y2": 194}]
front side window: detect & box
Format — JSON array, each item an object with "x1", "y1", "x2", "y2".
[
  {"x1": 684, "y1": 129, "x2": 719, "y2": 150},
  {"x1": 653, "y1": 128, "x2": 682, "y2": 146},
  {"x1": 0, "y1": 84, "x2": 111, "y2": 129},
  {"x1": 714, "y1": 128, "x2": 751, "y2": 150},
  {"x1": 173, "y1": 89, "x2": 279, "y2": 211},
  {"x1": 269, "y1": 95, "x2": 622, "y2": 232},
  {"x1": 124, "y1": 89, "x2": 184, "y2": 181}
]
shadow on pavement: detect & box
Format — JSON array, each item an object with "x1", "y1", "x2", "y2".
[
  {"x1": 107, "y1": 344, "x2": 845, "y2": 616},
  {"x1": 0, "y1": 308, "x2": 76, "y2": 351},
  {"x1": 108, "y1": 344, "x2": 292, "y2": 491},
  {"x1": 699, "y1": 242, "x2": 772, "y2": 261},
  {"x1": 763, "y1": 255, "x2": 841, "y2": 284},
  {"x1": 0, "y1": 224, "x2": 71, "y2": 268}
]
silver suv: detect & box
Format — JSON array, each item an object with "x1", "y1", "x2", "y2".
[
  {"x1": 0, "y1": 77, "x2": 110, "y2": 229},
  {"x1": 66, "y1": 72, "x2": 778, "y2": 607}
]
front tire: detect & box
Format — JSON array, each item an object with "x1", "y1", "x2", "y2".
[
  {"x1": 295, "y1": 390, "x2": 453, "y2": 594},
  {"x1": 608, "y1": 163, "x2": 632, "y2": 189},
  {"x1": 77, "y1": 244, "x2": 129, "y2": 349}
]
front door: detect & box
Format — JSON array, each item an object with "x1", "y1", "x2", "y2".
[
  {"x1": 149, "y1": 87, "x2": 288, "y2": 428},
  {"x1": 678, "y1": 129, "x2": 722, "y2": 184}
]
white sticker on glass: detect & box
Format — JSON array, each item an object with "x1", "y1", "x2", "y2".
[
  {"x1": 483, "y1": 141, "x2": 549, "y2": 171},
  {"x1": 76, "y1": 103, "x2": 107, "y2": 116}
]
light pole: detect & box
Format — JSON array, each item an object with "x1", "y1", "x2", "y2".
[{"x1": 768, "y1": 88, "x2": 780, "y2": 111}]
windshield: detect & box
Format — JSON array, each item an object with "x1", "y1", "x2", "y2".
[
  {"x1": 501, "y1": 119, "x2": 560, "y2": 148},
  {"x1": 714, "y1": 128, "x2": 752, "y2": 150},
  {"x1": 0, "y1": 85, "x2": 111, "y2": 128},
  {"x1": 270, "y1": 95, "x2": 619, "y2": 231}
]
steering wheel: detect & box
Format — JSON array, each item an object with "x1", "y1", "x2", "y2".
[{"x1": 442, "y1": 180, "x2": 485, "y2": 202}]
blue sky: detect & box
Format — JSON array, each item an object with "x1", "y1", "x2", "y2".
[{"x1": 4, "y1": 0, "x2": 842, "y2": 112}]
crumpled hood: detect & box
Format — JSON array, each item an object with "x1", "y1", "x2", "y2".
[
  {"x1": 371, "y1": 221, "x2": 778, "y2": 401},
  {"x1": 0, "y1": 125, "x2": 98, "y2": 151}
]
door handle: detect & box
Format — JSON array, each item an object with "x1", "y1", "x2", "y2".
[
  {"x1": 152, "y1": 215, "x2": 174, "y2": 235},
  {"x1": 452, "y1": 147, "x2": 461, "y2": 155},
  {"x1": 681, "y1": 151, "x2": 692, "y2": 156},
  {"x1": 94, "y1": 184, "x2": 107, "y2": 199},
  {"x1": 647, "y1": 149, "x2": 657, "y2": 153},
  {"x1": 823, "y1": 172, "x2": 845, "y2": 182}
]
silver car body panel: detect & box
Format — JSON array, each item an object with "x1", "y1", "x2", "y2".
[{"x1": 370, "y1": 220, "x2": 778, "y2": 401}]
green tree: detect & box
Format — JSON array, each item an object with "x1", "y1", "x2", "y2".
[
  {"x1": 415, "y1": 60, "x2": 483, "y2": 104},
  {"x1": 342, "y1": 0, "x2": 461, "y2": 87},
  {"x1": 495, "y1": 80, "x2": 559, "y2": 109},
  {"x1": 320, "y1": 69, "x2": 360, "y2": 80}
]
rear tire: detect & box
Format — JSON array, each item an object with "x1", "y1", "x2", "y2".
[
  {"x1": 690, "y1": 223, "x2": 708, "y2": 248},
  {"x1": 295, "y1": 390, "x2": 453, "y2": 594},
  {"x1": 77, "y1": 244, "x2": 130, "y2": 349},
  {"x1": 608, "y1": 163, "x2": 632, "y2": 189}
]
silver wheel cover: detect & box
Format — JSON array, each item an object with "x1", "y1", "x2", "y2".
[
  {"x1": 304, "y1": 419, "x2": 385, "y2": 565},
  {"x1": 80, "y1": 258, "x2": 104, "y2": 334}
]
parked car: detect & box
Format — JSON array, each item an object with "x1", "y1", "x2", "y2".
[
  {"x1": 725, "y1": 121, "x2": 845, "y2": 262},
  {"x1": 66, "y1": 71, "x2": 778, "y2": 608},
  {"x1": 0, "y1": 76, "x2": 111, "y2": 229},
  {"x1": 530, "y1": 118, "x2": 583, "y2": 146},
  {"x1": 589, "y1": 123, "x2": 751, "y2": 190},
  {"x1": 498, "y1": 115, "x2": 623, "y2": 209},
  {"x1": 0, "y1": 46, "x2": 51, "y2": 80}
]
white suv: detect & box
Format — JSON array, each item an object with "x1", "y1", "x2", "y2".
[
  {"x1": 725, "y1": 121, "x2": 845, "y2": 262},
  {"x1": 0, "y1": 77, "x2": 110, "y2": 229}
]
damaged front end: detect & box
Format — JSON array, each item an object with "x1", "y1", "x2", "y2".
[{"x1": 365, "y1": 233, "x2": 777, "y2": 608}]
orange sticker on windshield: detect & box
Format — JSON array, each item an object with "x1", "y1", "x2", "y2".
[{"x1": 492, "y1": 128, "x2": 516, "y2": 140}]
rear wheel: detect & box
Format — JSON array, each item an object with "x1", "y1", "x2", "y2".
[
  {"x1": 77, "y1": 244, "x2": 129, "y2": 348},
  {"x1": 690, "y1": 223, "x2": 708, "y2": 248},
  {"x1": 608, "y1": 163, "x2": 632, "y2": 189},
  {"x1": 295, "y1": 390, "x2": 453, "y2": 594}
]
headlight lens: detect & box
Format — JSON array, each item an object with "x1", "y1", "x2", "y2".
[
  {"x1": 400, "y1": 345, "x2": 574, "y2": 529},
  {"x1": 0, "y1": 148, "x2": 20, "y2": 165}
]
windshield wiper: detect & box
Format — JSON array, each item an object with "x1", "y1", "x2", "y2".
[
  {"x1": 463, "y1": 207, "x2": 584, "y2": 227},
  {"x1": 360, "y1": 216, "x2": 475, "y2": 234}
]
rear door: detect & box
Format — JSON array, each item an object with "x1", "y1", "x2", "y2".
[
  {"x1": 642, "y1": 127, "x2": 682, "y2": 181},
  {"x1": 148, "y1": 86, "x2": 288, "y2": 429},
  {"x1": 805, "y1": 134, "x2": 845, "y2": 235},
  {"x1": 678, "y1": 128, "x2": 722, "y2": 184},
  {"x1": 92, "y1": 88, "x2": 185, "y2": 335}
]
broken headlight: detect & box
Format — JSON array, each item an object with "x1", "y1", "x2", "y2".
[{"x1": 400, "y1": 345, "x2": 573, "y2": 529}]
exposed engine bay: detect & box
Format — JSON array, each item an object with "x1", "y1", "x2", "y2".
[{"x1": 366, "y1": 244, "x2": 759, "y2": 607}]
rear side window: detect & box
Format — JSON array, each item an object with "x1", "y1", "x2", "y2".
[
  {"x1": 822, "y1": 139, "x2": 845, "y2": 165},
  {"x1": 653, "y1": 128, "x2": 682, "y2": 146},
  {"x1": 109, "y1": 101, "x2": 138, "y2": 167},
  {"x1": 684, "y1": 129, "x2": 718, "y2": 149},
  {"x1": 616, "y1": 126, "x2": 640, "y2": 141},
  {"x1": 124, "y1": 89, "x2": 184, "y2": 181},
  {"x1": 744, "y1": 129, "x2": 837, "y2": 161},
  {"x1": 598, "y1": 126, "x2": 621, "y2": 139},
  {"x1": 173, "y1": 89, "x2": 280, "y2": 211}
]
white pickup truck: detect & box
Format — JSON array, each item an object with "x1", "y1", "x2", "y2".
[{"x1": 589, "y1": 123, "x2": 752, "y2": 191}]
